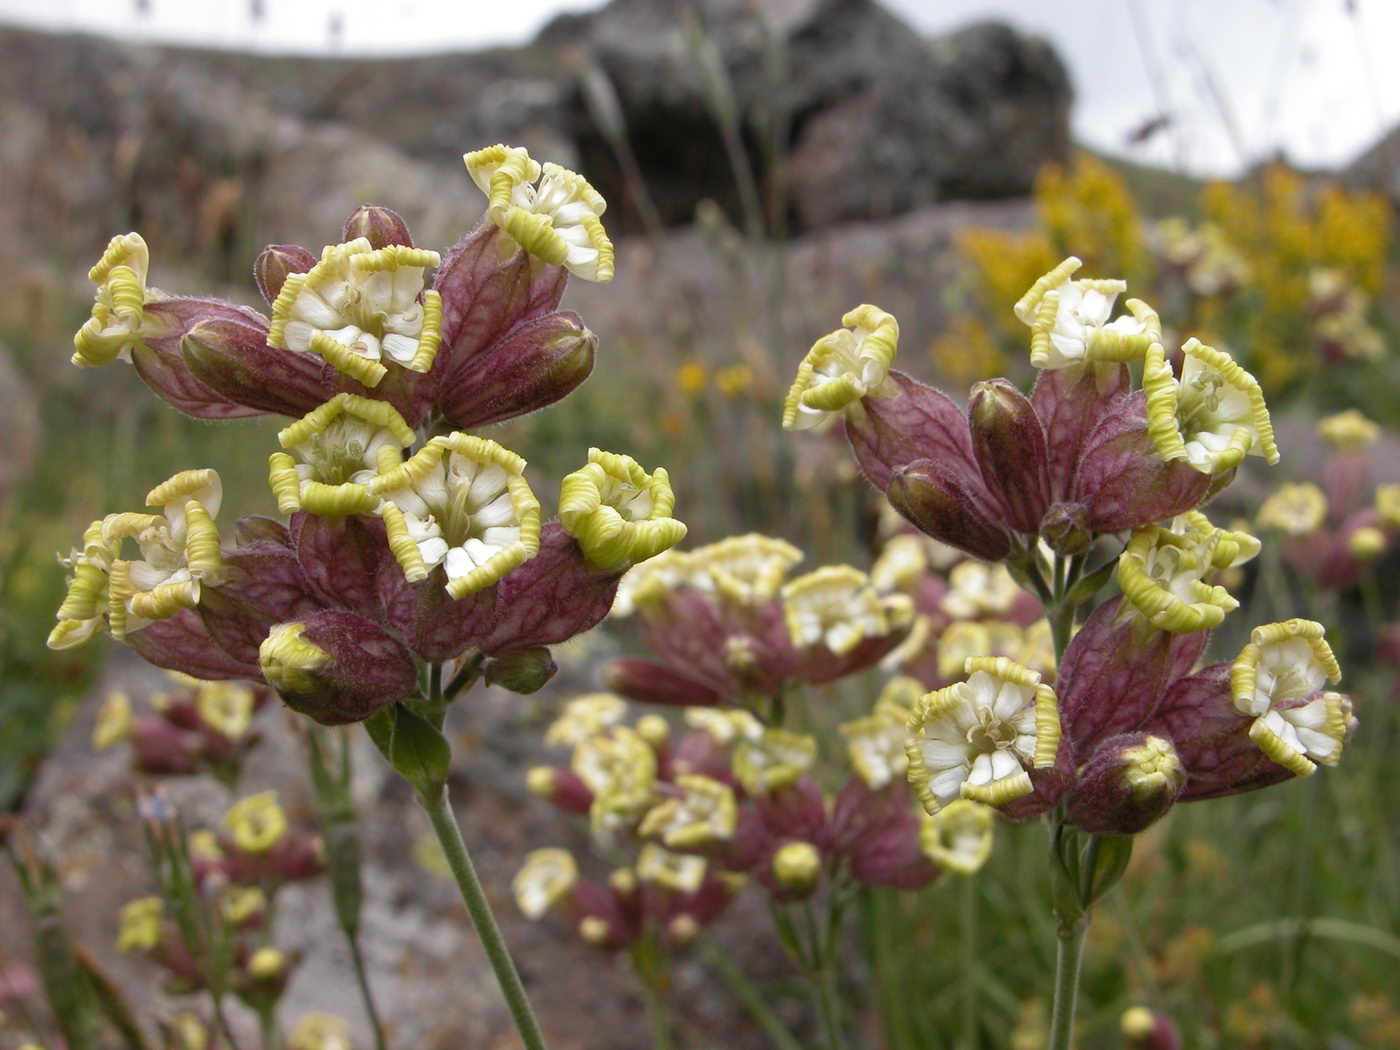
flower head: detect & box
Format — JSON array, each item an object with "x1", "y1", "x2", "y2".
[
  {"x1": 1316, "y1": 409, "x2": 1379, "y2": 452},
  {"x1": 1143, "y1": 337, "x2": 1279, "y2": 474},
  {"x1": 692, "y1": 534, "x2": 803, "y2": 606},
  {"x1": 545, "y1": 693, "x2": 629, "y2": 748},
  {"x1": 268, "y1": 394, "x2": 415, "y2": 516},
  {"x1": 116, "y1": 896, "x2": 165, "y2": 953},
  {"x1": 222, "y1": 791, "x2": 289, "y2": 854},
  {"x1": 512, "y1": 848, "x2": 578, "y2": 920},
  {"x1": 267, "y1": 238, "x2": 443, "y2": 387},
  {"x1": 558, "y1": 448, "x2": 687, "y2": 570},
  {"x1": 940, "y1": 561, "x2": 1023, "y2": 620},
  {"x1": 905, "y1": 656, "x2": 1060, "y2": 814},
  {"x1": 289, "y1": 1015, "x2": 352, "y2": 1050},
  {"x1": 1256, "y1": 483, "x2": 1327, "y2": 536},
  {"x1": 1116, "y1": 514, "x2": 1252, "y2": 633},
  {"x1": 92, "y1": 691, "x2": 133, "y2": 750},
  {"x1": 782, "y1": 304, "x2": 899, "y2": 430},
  {"x1": 1015, "y1": 256, "x2": 1160, "y2": 369},
  {"x1": 572, "y1": 726, "x2": 657, "y2": 836},
  {"x1": 73, "y1": 233, "x2": 154, "y2": 367},
  {"x1": 465, "y1": 144, "x2": 614, "y2": 282},
  {"x1": 840, "y1": 678, "x2": 918, "y2": 789},
  {"x1": 639, "y1": 774, "x2": 738, "y2": 849},
  {"x1": 195, "y1": 681, "x2": 258, "y2": 742},
  {"x1": 1232, "y1": 620, "x2": 1345, "y2": 776},
  {"x1": 781, "y1": 565, "x2": 911, "y2": 657},
  {"x1": 49, "y1": 469, "x2": 223, "y2": 647},
  {"x1": 636, "y1": 843, "x2": 708, "y2": 893},
  {"x1": 733, "y1": 729, "x2": 818, "y2": 796},
  {"x1": 684, "y1": 707, "x2": 763, "y2": 748},
  {"x1": 373, "y1": 433, "x2": 541, "y2": 598},
  {"x1": 919, "y1": 799, "x2": 995, "y2": 874}
]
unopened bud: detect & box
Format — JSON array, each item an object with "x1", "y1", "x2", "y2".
[
  {"x1": 603, "y1": 657, "x2": 725, "y2": 707},
  {"x1": 247, "y1": 946, "x2": 285, "y2": 981},
  {"x1": 771, "y1": 841, "x2": 822, "y2": 897},
  {"x1": 526, "y1": 766, "x2": 593, "y2": 814},
  {"x1": 1349, "y1": 525, "x2": 1386, "y2": 561},
  {"x1": 968, "y1": 379, "x2": 1051, "y2": 534},
  {"x1": 259, "y1": 613, "x2": 417, "y2": 726},
  {"x1": 578, "y1": 916, "x2": 611, "y2": 946},
  {"x1": 253, "y1": 244, "x2": 315, "y2": 304},
  {"x1": 482, "y1": 647, "x2": 558, "y2": 694},
  {"x1": 635, "y1": 715, "x2": 670, "y2": 748},
  {"x1": 667, "y1": 914, "x2": 701, "y2": 946},
  {"x1": 1121, "y1": 1006, "x2": 1182, "y2": 1050},
  {"x1": 609, "y1": 867, "x2": 639, "y2": 897},
  {"x1": 342, "y1": 205, "x2": 414, "y2": 250},
  {"x1": 1039, "y1": 501, "x2": 1093, "y2": 557},
  {"x1": 1067, "y1": 733, "x2": 1185, "y2": 835},
  {"x1": 888, "y1": 460, "x2": 1012, "y2": 562}
]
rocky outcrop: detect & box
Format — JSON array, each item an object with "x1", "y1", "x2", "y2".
[{"x1": 0, "y1": 0, "x2": 1070, "y2": 271}]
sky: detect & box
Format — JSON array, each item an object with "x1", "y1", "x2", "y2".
[{"x1": 0, "y1": 0, "x2": 1394, "y2": 178}]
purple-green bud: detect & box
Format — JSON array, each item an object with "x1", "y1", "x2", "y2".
[
  {"x1": 1066, "y1": 733, "x2": 1185, "y2": 835},
  {"x1": 182, "y1": 316, "x2": 331, "y2": 418},
  {"x1": 259, "y1": 611, "x2": 417, "y2": 726},
  {"x1": 1121, "y1": 1007, "x2": 1182, "y2": 1050},
  {"x1": 1039, "y1": 501, "x2": 1093, "y2": 556},
  {"x1": 968, "y1": 379, "x2": 1051, "y2": 534},
  {"x1": 253, "y1": 244, "x2": 315, "y2": 304},
  {"x1": 342, "y1": 205, "x2": 415, "y2": 250},
  {"x1": 482, "y1": 647, "x2": 558, "y2": 694},
  {"x1": 888, "y1": 458, "x2": 1012, "y2": 562}
]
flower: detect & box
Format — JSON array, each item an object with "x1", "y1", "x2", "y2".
[
  {"x1": 733, "y1": 729, "x2": 818, "y2": 796},
  {"x1": 1316, "y1": 409, "x2": 1379, "y2": 452},
  {"x1": 1232, "y1": 620, "x2": 1345, "y2": 776},
  {"x1": 1143, "y1": 338, "x2": 1279, "y2": 474},
  {"x1": 222, "y1": 791, "x2": 289, "y2": 854},
  {"x1": 1014, "y1": 256, "x2": 1160, "y2": 369},
  {"x1": 1116, "y1": 513, "x2": 1255, "y2": 633},
  {"x1": 905, "y1": 656, "x2": 1060, "y2": 814},
  {"x1": 289, "y1": 1015, "x2": 352, "y2": 1050},
  {"x1": 465, "y1": 144, "x2": 615, "y2": 282},
  {"x1": 116, "y1": 897, "x2": 164, "y2": 953},
  {"x1": 267, "y1": 394, "x2": 415, "y2": 516},
  {"x1": 636, "y1": 843, "x2": 708, "y2": 893},
  {"x1": 195, "y1": 681, "x2": 257, "y2": 742},
  {"x1": 267, "y1": 238, "x2": 443, "y2": 387},
  {"x1": 92, "y1": 691, "x2": 133, "y2": 750},
  {"x1": 1256, "y1": 482, "x2": 1327, "y2": 536},
  {"x1": 693, "y1": 534, "x2": 803, "y2": 606},
  {"x1": 781, "y1": 565, "x2": 911, "y2": 657},
  {"x1": 771, "y1": 841, "x2": 822, "y2": 894},
  {"x1": 572, "y1": 726, "x2": 658, "y2": 836},
  {"x1": 840, "y1": 678, "x2": 918, "y2": 789},
  {"x1": 49, "y1": 469, "x2": 223, "y2": 648},
  {"x1": 639, "y1": 774, "x2": 738, "y2": 849},
  {"x1": 72, "y1": 233, "x2": 153, "y2": 367},
  {"x1": 373, "y1": 433, "x2": 541, "y2": 598},
  {"x1": 558, "y1": 448, "x2": 687, "y2": 570},
  {"x1": 545, "y1": 693, "x2": 629, "y2": 748},
  {"x1": 512, "y1": 848, "x2": 579, "y2": 920},
  {"x1": 919, "y1": 799, "x2": 995, "y2": 874},
  {"x1": 782, "y1": 303, "x2": 899, "y2": 430},
  {"x1": 939, "y1": 561, "x2": 1023, "y2": 620}
]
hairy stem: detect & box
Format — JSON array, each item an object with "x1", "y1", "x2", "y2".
[{"x1": 1047, "y1": 924, "x2": 1088, "y2": 1050}]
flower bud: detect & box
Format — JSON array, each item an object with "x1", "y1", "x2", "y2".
[
  {"x1": 253, "y1": 244, "x2": 316, "y2": 304},
  {"x1": 888, "y1": 459, "x2": 1011, "y2": 562},
  {"x1": 482, "y1": 647, "x2": 558, "y2": 694},
  {"x1": 1121, "y1": 1006, "x2": 1182, "y2": 1050},
  {"x1": 1039, "y1": 501, "x2": 1092, "y2": 556},
  {"x1": 602, "y1": 657, "x2": 725, "y2": 707},
  {"x1": 181, "y1": 315, "x2": 332, "y2": 419},
  {"x1": 1066, "y1": 734, "x2": 1185, "y2": 835},
  {"x1": 526, "y1": 766, "x2": 593, "y2": 815},
  {"x1": 259, "y1": 612, "x2": 417, "y2": 726},
  {"x1": 342, "y1": 205, "x2": 414, "y2": 250},
  {"x1": 771, "y1": 841, "x2": 822, "y2": 897},
  {"x1": 1348, "y1": 525, "x2": 1386, "y2": 562},
  {"x1": 968, "y1": 379, "x2": 1050, "y2": 533}
]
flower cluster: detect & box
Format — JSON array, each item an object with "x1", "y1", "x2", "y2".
[
  {"x1": 517, "y1": 691, "x2": 994, "y2": 950},
  {"x1": 786, "y1": 259, "x2": 1355, "y2": 835},
  {"x1": 603, "y1": 534, "x2": 913, "y2": 709},
  {"x1": 49, "y1": 145, "x2": 685, "y2": 729}
]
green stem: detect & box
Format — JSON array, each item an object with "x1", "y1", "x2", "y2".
[
  {"x1": 697, "y1": 934, "x2": 803, "y2": 1050},
  {"x1": 959, "y1": 874, "x2": 978, "y2": 1050},
  {"x1": 1047, "y1": 925, "x2": 1087, "y2": 1050},
  {"x1": 347, "y1": 932, "x2": 389, "y2": 1050},
  {"x1": 420, "y1": 788, "x2": 550, "y2": 1050},
  {"x1": 811, "y1": 964, "x2": 849, "y2": 1050},
  {"x1": 257, "y1": 1004, "x2": 281, "y2": 1050}
]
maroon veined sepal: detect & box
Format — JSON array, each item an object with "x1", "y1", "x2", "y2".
[
  {"x1": 125, "y1": 608, "x2": 266, "y2": 682},
  {"x1": 845, "y1": 369, "x2": 978, "y2": 491},
  {"x1": 259, "y1": 610, "x2": 418, "y2": 726},
  {"x1": 342, "y1": 205, "x2": 414, "y2": 250},
  {"x1": 603, "y1": 658, "x2": 726, "y2": 708},
  {"x1": 182, "y1": 315, "x2": 335, "y2": 418},
  {"x1": 887, "y1": 458, "x2": 1013, "y2": 562},
  {"x1": 967, "y1": 378, "x2": 1051, "y2": 534}
]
